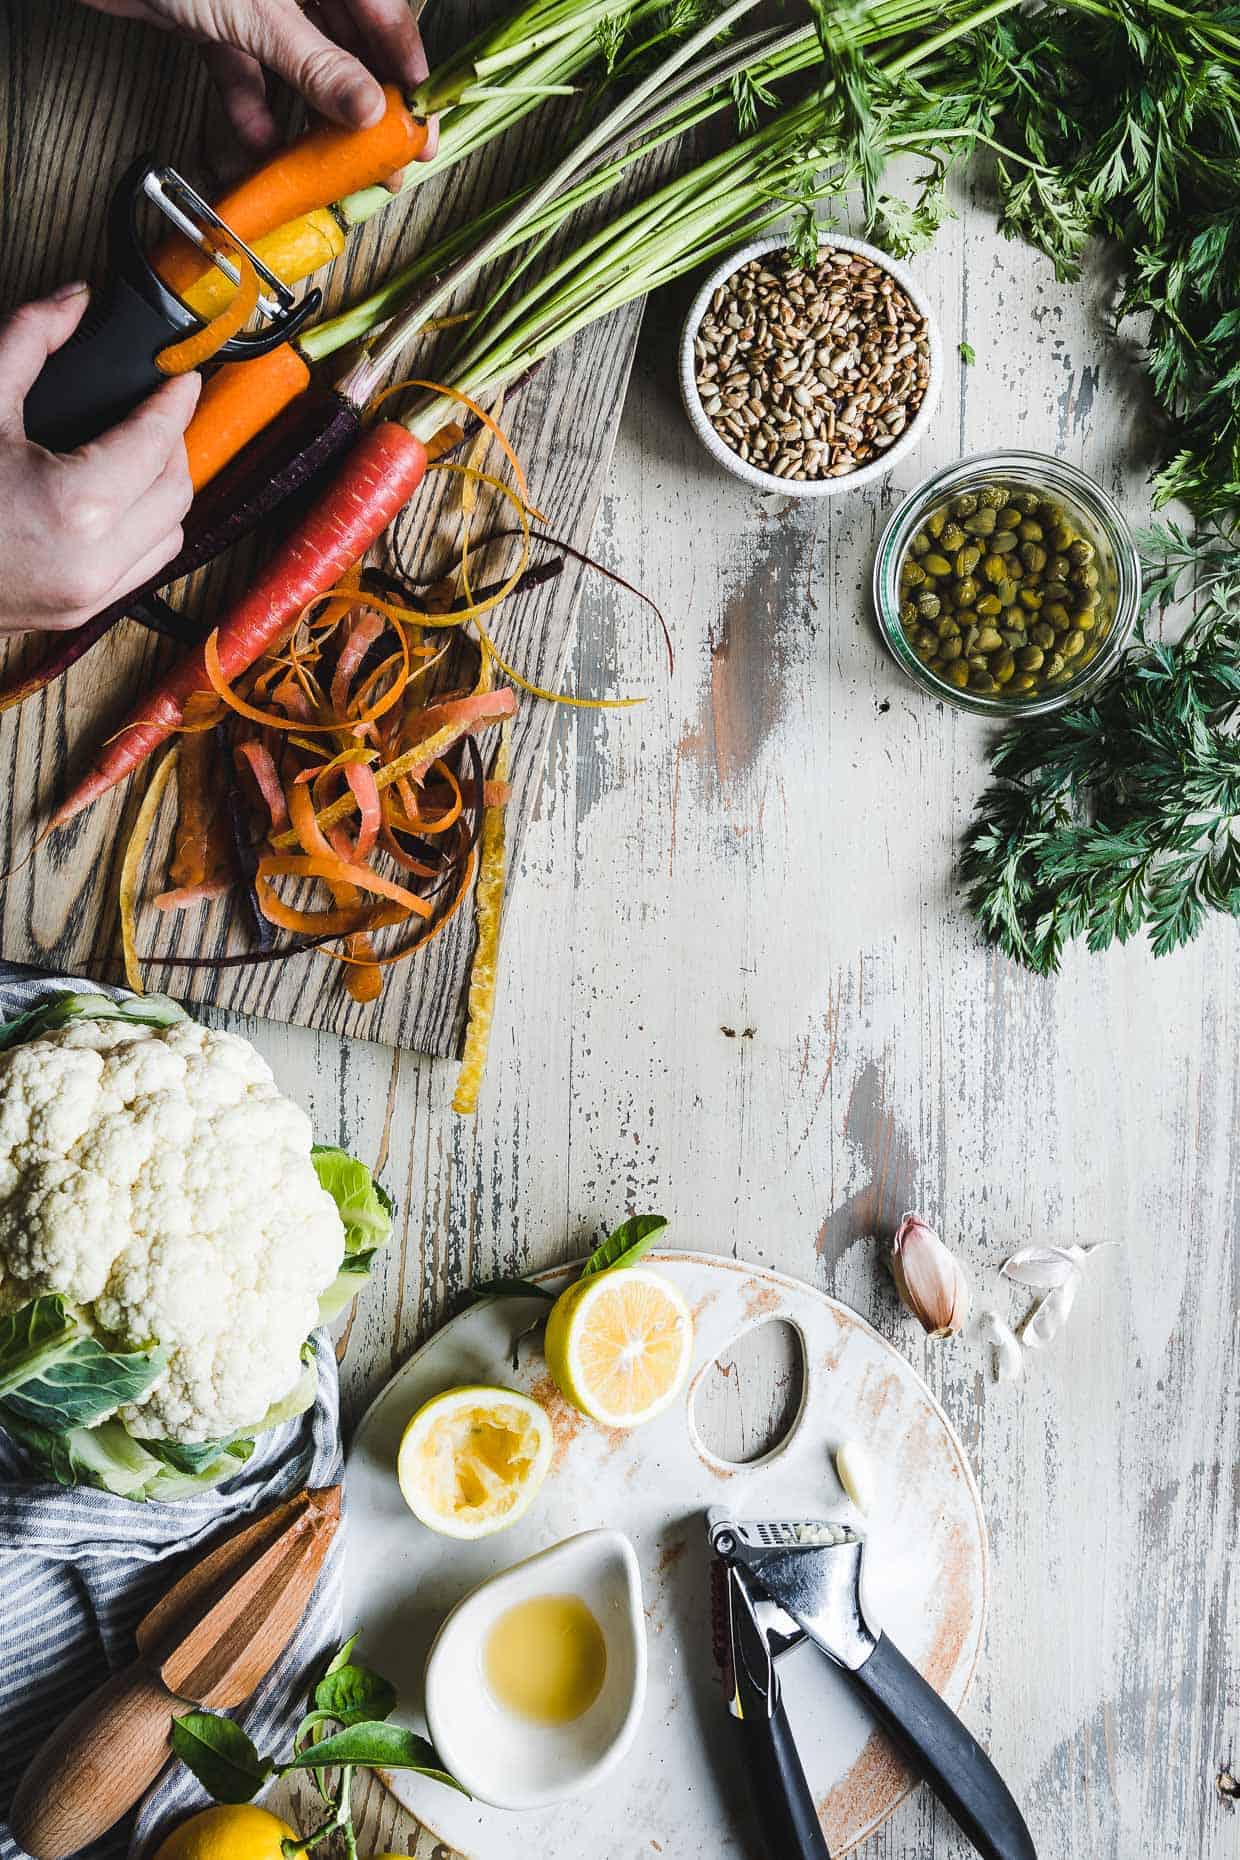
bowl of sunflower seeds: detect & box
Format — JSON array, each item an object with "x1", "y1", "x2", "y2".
[{"x1": 680, "y1": 233, "x2": 942, "y2": 496}]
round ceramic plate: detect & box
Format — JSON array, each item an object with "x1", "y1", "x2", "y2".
[{"x1": 344, "y1": 1251, "x2": 987, "y2": 1857}]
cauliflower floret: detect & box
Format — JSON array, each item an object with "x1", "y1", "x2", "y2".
[{"x1": 0, "y1": 1017, "x2": 344, "y2": 1441}]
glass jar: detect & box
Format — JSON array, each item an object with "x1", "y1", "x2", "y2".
[{"x1": 873, "y1": 450, "x2": 1141, "y2": 717}]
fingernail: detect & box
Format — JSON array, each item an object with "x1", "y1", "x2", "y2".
[
  {"x1": 52, "y1": 280, "x2": 89, "y2": 301},
  {"x1": 343, "y1": 73, "x2": 385, "y2": 125}
]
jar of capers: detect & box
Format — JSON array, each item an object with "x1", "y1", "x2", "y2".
[{"x1": 873, "y1": 452, "x2": 1141, "y2": 716}]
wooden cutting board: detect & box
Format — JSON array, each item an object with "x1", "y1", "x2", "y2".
[
  {"x1": 0, "y1": 0, "x2": 654, "y2": 1056},
  {"x1": 344, "y1": 1253, "x2": 989, "y2": 1858}
]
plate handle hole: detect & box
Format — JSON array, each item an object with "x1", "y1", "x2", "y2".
[{"x1": 692, "y1": 1318, "x2": 806, "y2": 1466}]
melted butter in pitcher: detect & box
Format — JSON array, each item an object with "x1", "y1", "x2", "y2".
[{"x1": 483, "y1": 1593, "x2": 607, "y2": 1725}]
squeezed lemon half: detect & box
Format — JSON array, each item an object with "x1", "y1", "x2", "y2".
[
  {"x1": 397, "y1": 1385, "x2": 553, "y2": 1538},
  {"x1": 544, "y1": 1266, "x2": 693, "y2": 1428}
]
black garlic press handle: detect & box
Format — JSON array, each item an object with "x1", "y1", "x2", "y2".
[
  {"x1": 852, "y1": 1634, "x2": 1037, "y2": 1860},
  {"x1": 23, "y1": 271, "x2": 179, "y2": 452},
  {"x1": 735, "y1": 1693, "x2": 832, "y2": 1860}
]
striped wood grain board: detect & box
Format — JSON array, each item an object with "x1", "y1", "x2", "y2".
[{"x1": 0, "y1": 0, "x2": 651, "y2": 1056}]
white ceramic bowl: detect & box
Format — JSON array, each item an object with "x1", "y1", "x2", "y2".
[
  {"x1": 679, "y1": 232, "x2": 943, "y2": 498},
  {"x1": 423, "y1": 1529, "x2": 647, "y2": 1810}
]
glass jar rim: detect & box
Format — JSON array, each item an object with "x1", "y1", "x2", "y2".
[{"x1": 873, "y1": 450, "x2": 1142, "y2": 719}]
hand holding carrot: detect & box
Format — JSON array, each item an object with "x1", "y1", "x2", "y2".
[
  {"x1": 79, "y1": 0, "x2": 439, "y2": 159},
  {"x1": 0, "y1": 286, "x2": 198, "y2": 637}
]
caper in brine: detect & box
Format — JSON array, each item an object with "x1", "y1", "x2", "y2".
[
  {"x1": 1048, "y1": 554, "x2": 1070, "y2": 579},
  {"x1": 954, "y1": 575, "x2": 981, "y2": 605},
  {"x1": 955, "y1": 545, "x2": 981, "y2": 576},
  {"x1": 1018, "y1": 586, "x2": 1043, "y2": 610},
  {"x1": 1000, "y1": 628, "x2": 1026, "y2": 649},
  {"x1": 913, "y1": 628, "x2": 938, "y2": 655},
  {"x1": 1019, "y1": 543, "x2": 1047, "y2": 573},
  {"x1": 955, "y1": 607, "x2": 978, "y2": 629},
  {"x1": 975, "y1": 626, "x2": 1003, "y2": 653},
  {"x1": 1043, "y1": 601, "x2": 1070, "y2": 629},
  {"x1": 927, "y1": 509, "x2": 947, "y2": 538},
  {"x1": 969, "y1": 668, "x2": 999, "y2": 693},
  {"x1": 1031, "y1": 621, "x2": 1056, "y2": 648},
  {"x1": 1073, "y1": 607, "x2": 1097, "y2": 630},
  {"x1": 944, "y1": 660, "x2": 969, "y2": 687},
  {"x1": 940, "y1": 522, "x2": 965, "y2": 551},
  {"x1": 1010, "y1": 672, "x2": 1038, "y2": 693},
  {"x1": 1050, "y1": 521, "x2": 1075, "y2": 552},
  {"x1": 1043, "y1": 580, "x2": 1070, "y2": 603},
  {"x1": 910, "y1": 530, "x2": 931, "y2": 556},
  {"x1": 1016, "y1": 645, "x2": 1044, "y2": 671},
  {"x1": 1044, "y1": 651, "x2": 1066, "y2": 678},
  {"x1": 901, "y1": 559, "x2": 927, "y2": 588},
  {"x1": 916, "y1": 592, "x2": 941, "y2": 619},
  {"x1": 990, "y1": 531, "x2": 1019, "y2": 553},
  {"x1": 964, "y1": 509, "x2": 997, "y2": 536},
  {"x1": 1013, "y1": 490, "x2": 1040, "y2": 515},
  {"x1": 981, "y1": 554, "x2": 1007, "y2": 584},
  {"x1": 1074, "y1": 563, "x2": 1100, "y2": 590},
  {"x1": 995, "y1": 579, "x2": 1019, "y2": 607},
  {"x1": 937, "y1": 615, "x2": 961, "y2": 638},
  {"x1": 992, "y1": 651, "x2": 1016, "y2": 684},
  {"x1": 1017, "y1": 519, "x2": 1043, "y2": 542},
  {"x1": 899, "y1": 599, "x2": 918, "y2": 625},
  {"x1": 997, "y1": 507, "x2": 1022, "y2": 530},
  {"x1": 1067, "y1": 537, "x2": 1094, "y2": 567},
  {"x1": 978, "y1": 486, "x2": 1006, "y2": 509},
  {"x1": 976, "y1": 594, "x2": 1002, "y2": 616},
  {"x1": 952, "y1": 492, "x2": 978, "y2": 518},
  {"x1": 921, "y1": 552, "x2": 952, "y2": 576},
  {"x1": 1062, "y1": 629, "x2": 1086, "y2": 658},
  {"x1": 940, "y1": 635, "x2": 963, "y2": 661},
  {"x1": 1074, "y1": 585, "x2": 1100, "y2": 610}
]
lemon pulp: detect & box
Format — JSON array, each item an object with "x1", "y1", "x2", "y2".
[{"x1": 483, "y1": 1593, "x2": 607, "y2": 1725}]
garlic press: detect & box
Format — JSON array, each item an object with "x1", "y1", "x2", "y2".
[{"x1": 707, "y1": 1507, "x2": 1037, "y2": 1860}]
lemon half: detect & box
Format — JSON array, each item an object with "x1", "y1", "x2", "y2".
[
  {"x1": 544, "y1": 1266, "x2": 693, "y2": 1428},
  {"x1": 397, "y1": 1385, "x2": 553, "y2": 1538}
]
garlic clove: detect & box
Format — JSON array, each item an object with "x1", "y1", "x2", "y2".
[
  {"x1": 891, "y1": 1213, "x2": 970, "y2": 1338},
  {"x1": 835, "y1": 1440, "x2": 877, "y2": 1515},
  {"x1": 1020, "y1": 1272, "x2": 1080, "y2": 1348},
  {"x1": 977, "y1": 1310, "x2": 1023, "y2": 1382}
]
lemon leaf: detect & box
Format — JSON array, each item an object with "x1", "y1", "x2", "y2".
[
  {"x1": 171, "y1": 1712, "x2": 270, "y2": 1804},
  {"x1": 580, "y1": 1214, "x2": 668, "y2": 1279},
  {"x1": 278, "y1": 1721, "x2": 468, "y2": 1794}
]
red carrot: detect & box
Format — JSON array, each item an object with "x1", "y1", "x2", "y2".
[{"x1": 52, "y1": 422, "x2": 427, "y2": 829}]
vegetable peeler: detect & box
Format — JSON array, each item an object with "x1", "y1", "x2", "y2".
[
  {"x1": 707, "y1": 1507, "x2": 1038, "y2": 1860},
  {"x1": 23, "y1": 156, "x2": 323, "y2": 453}
]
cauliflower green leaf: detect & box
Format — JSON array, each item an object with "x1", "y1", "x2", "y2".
[
  {"x1": 0, "y1": 1294, "x2": 166, "y2": 1431},
  {"x1": 0, "y1": 991, "x2": 185, "y2": 1053}
]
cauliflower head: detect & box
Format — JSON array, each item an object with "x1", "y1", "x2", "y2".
[{"x1": 0, "y1": 1015, "x2": 345, "y2": 1443}]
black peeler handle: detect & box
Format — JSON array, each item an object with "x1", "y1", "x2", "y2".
[
  {"x1": 23, "y1": 155, "x2": 320, "y2": 455},
  {"x1": 851, "y1": 1634, "x2": 1037, "y2": 1860},
  {"x1": 735, "y1": 1692, "x2": 832, "y2": 1860}
]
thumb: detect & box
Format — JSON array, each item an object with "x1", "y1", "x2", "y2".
[
  {"x1": 244, "y1": 0, "x2": 386, "y2": 128},
  {"x1": 0, "y1": 284, "x2": 90, "y2": 432}
]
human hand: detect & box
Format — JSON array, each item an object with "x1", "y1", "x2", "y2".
[
  {"x1": 0, "y1": 286, "x2": 199, "y2": 637},
  {"x1": 80, "y1": 1, "x2": 438, "y2": 158}
]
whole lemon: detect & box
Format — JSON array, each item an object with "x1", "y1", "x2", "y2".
[{"x1": 153, "y1": 1805, "x2": 295, "y2": 1860}]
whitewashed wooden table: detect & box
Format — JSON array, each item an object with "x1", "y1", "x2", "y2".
[{"x1": 224, "y1": 166, "x2": 1240, "y2": 1860}]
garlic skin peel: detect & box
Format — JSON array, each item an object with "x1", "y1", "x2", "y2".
[
  {"x1": 891, "y1": 1214, "x2": 970, "y2": 1338},
  {"x1": 977, "y1": 1310, "x2": 1023, "y2": 1381}
]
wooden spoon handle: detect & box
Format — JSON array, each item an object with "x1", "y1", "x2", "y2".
[{"x1": 9, "y1": 1660, "x2": 182, "y2": 1860}]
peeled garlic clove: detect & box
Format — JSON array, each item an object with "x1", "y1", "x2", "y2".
[
  {"x1": 1020, "y1": 1271, "x2": 1080, "y2": 1348},
  {"x1": 835, "y1": 1440, "x2": 877, "y2": 1514},
  {"x1": 977, "y1": 1310, "x2": 1023, "y2": 1382},
  {"x1": 891, "y1": 1213, "x2": 970, "y2": 1338}
]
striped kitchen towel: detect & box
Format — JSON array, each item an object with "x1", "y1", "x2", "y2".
[{"x1": 0, "y1": 969, "x2": 345, "y2": 1860}]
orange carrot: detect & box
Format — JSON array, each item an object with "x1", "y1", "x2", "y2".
[
  {"x1": 185, "y1": 344, "x2": 312, "y2": 491},
  {"x1": 52, "y1": 421, "x2": 428, "y2": 829},
  {"x1": 156, "y1": 86, "x2": 424, "y2": 299}
]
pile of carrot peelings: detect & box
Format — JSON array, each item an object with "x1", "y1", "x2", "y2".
[{"x1": 120, "y1": 393, "x2": 641, "y2": 1107}]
